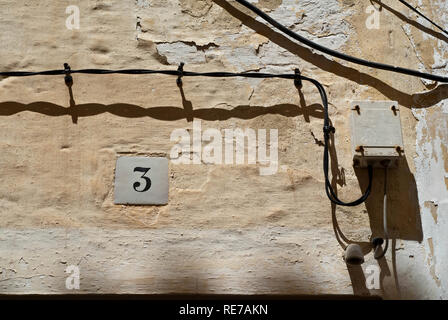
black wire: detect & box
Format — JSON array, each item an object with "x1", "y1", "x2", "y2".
[
  {"x1": 0, "y1": 68, "x2": 296, "y2": 79},
  {"x1": 312, "y1": 77, "x2": 373, "y2": 207},
  {"x1": 234, "y1": 0, "x2": 448, "y2": 83},
  {"x1": 0, "y1": 64, "x2": 373, "y2": 207},
  {"x1": 5, "y1": 1, "x2": 446, "y2": 83},
  {"x1": 399, "y1": 0, "x2": 448, "y2": 36},
  {"x1": 299, "y1": 75, "x2": 373, "y2": 206},
  {"x1": 374, "y1": 167, "x2": 390, "y2": 259}
]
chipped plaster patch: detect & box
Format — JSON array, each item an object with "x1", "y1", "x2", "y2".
[
  {"x1": 412, "y1": 104, "x2": 448, "y2": 296},
  {"x1": 135, "y1": 0, "x2": 151, "y2": 9},
  {"x1": 254, "y1": 0, "x2": 352, "y2": 49},
  {"x1": 156, "y1": 42, "x2": 207, "y2": 65},
  {"x1": 179, "y1": 0, "x2": 213, "y2": 18}
]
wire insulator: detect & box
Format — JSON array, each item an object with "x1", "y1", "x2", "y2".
[
  {"x1": 177, "y1": 62, "x2": 185, "y2": 86},
  {"x1": 64, "y1": 63, "x2": 73, "y2": 87}
]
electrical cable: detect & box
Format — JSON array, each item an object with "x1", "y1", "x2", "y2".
[
  {"x1": 398, "y1": 0, "x2": 448, "y2": 36},
  {"x1": 0, "y1": 63, "x2": 373, "y2": 207},
  {"x1": 3, "y1": 2, "x2": 445, "y2": 83},
  {"x1": 1, "y1": 1, "x2": 420, "y2": 259},
  {"x1": 314, "y1": 76, "x2": 374, "y2": 207},
  {"x1": 233, "y1": 0, "x2": 448, "y2": 83},
  {"x1": 0, "y1": 1, "x2": 437, "y2": 208},
  {"x1": 0, "y1": 68, "x2": 296, "y2": 79}
]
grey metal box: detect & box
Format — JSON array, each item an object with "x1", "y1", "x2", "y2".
[{"x1": 350, "y1": 101, "x2": 404, "y2": 168}]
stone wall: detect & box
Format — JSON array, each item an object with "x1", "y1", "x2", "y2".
[{"x1": 0, "y1": 0, "x2": 446, "y2": 299}]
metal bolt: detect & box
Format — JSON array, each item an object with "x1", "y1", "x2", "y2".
[
  {"x1": 395, "y1": 146, "x2": 402, "y2": 153},
  {"x1": 391, "y1": 105, "x2": 398, "y2": 115},
  {"x1": 352, "y1": 105, "x2": 360, "y2": 114}
]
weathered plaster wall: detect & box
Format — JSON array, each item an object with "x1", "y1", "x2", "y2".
[{"x1": 0, "y1": 0, "x2": 446, "y2": 298}]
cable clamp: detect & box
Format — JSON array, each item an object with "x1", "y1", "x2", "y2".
[
  {"x1": 177, "y1": 62, "x2": 185, "y2": 86},
  {"x1": 64, "y1": 63, "x2": 73, "y2": 87},
  {"x1": 323, "y1": 125, "x2": 336, "y2": 135},
  {"x1": 294, "y1": 68, "x2": 302, "y2": 88}
]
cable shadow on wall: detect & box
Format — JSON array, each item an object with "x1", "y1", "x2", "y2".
[
  {"x1": 0, "y1": 76, "x2": 325, "y2": 123},
  {"x1": 326, "y1": 133, "x2": 412, "y2": 298},
  {"x1": 214, "y1": 0, "x2": 427, "y2": 297},
  {"x1": 325, "y1": 126, "x2": 420, "y2": 296},
  {"x1": 326, "y1": 126, "x2": 378, "y2": 296},
  {"x1": 353, "y1": 159, "x2": 420, "y2": 298},
  {"x1": 67, "y1": 84, "x2": 77, "y2": 124},
  {"x1": 0, "y1": 100, "x2": 325, "y2": 123},
  {"x1": 213, "y1": 0, "x2": 448, "y2": 109},
  {"x1": 354, "y1": 156, "x2": 419, "y2": 297},
  {"x1": 177, "y1": 80, "x2": 194, "y2": 122},
  {"x1": 2, "y1": 1, "x2": 430, "y2": 297},
  {"x1": 355, "y1": 159, "x2": 422, "y2": 242},
  {"x1": 296, "y1": 85, "x2": 380, "y2": 297},
  {"x1": 370, "y1": 0, "x2": 448, "y2": 44},
  {"x1": 325, "y1": 131, "x2": 374, "y2": 297}
]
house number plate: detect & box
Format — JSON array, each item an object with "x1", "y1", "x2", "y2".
[{"x1": 114, "y1": 157, "x2": 169, "y2": 205}]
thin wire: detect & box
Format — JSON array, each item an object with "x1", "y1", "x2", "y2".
[
  {"x1": 7, "y1": 1, "x2": 447, "y2": 82},
  {"x1": 0, "y1": 68, "x2": 296, "y2": 79},
  {"x1": 375, "y1": 166, "x2": 390, "y2": 259},
  {"x1": 383, "y1": 166, "x2": 389, "y2": 240},
  {"x1": 0, "y1": 64, "x2": 373, "y2": 207},
  {"x1": 399, "y1": 0, "x2": 448, "y2": 36},
  {"x1": 234, "y1": 0, "x2": 448, "y2": 83}
]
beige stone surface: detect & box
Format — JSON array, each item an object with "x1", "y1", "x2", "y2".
[{"x1": 0, "y1": 0, "x2": 446, "y2": 298}]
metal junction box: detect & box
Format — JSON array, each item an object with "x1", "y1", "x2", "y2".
[{"x1": 350, "y1": 100, "x2": 404, "y2": 168}]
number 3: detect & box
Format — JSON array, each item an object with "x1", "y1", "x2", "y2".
[{"x1": 133, "y1": 167, "x2": 151, "y2": 192}]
